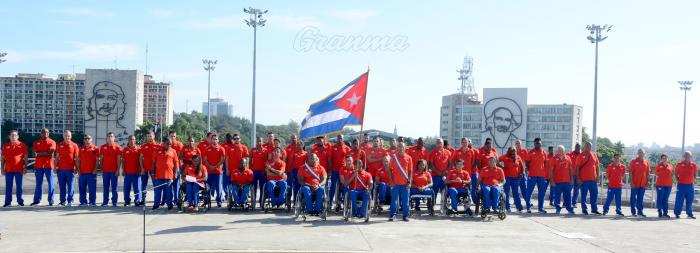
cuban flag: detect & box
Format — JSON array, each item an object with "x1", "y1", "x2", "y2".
[{"x1": 300, "y1": 71, "x2": 369, "y2": 139}]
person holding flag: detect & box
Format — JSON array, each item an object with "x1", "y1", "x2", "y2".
[{"x1": 347, "y1": 159, "x2": 373, "y2": 219}]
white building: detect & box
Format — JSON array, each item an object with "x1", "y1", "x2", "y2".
[
  {"x1": 441, "y1": 88, "x2": 583, "y2": 153},
  {"x1": 143, "y1": 75, "x2": 174, "y2": 125},
  {"x1": 202, "y1": 98, "x2": 233, "y2": 117}
]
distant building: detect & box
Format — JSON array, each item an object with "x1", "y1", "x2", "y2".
[
  {"x1": 202, "y1": 98, "x2": 233, "y2": 117},
  {"x1": 1, "y1": 73, "x2": 86, "y2": 134},
  {"x1": 143, "y1": 75, "x2": 173, "y2": 125},
  {"x1": 441, "y1": 88, "x2": 583, "y2": 154}
]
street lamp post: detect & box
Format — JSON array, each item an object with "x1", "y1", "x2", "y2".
[
  {"x1": 244, "y1": 7, "x2": 267, "y2": 145},
  {"x1": 679, "y1": 81, "x2": 693, "y2": 153},
  {"x1": 586, "y1": 24, "x2": 611, "y2": 151},
  {"x1": 203, "y1": 59, "x2": 217, "y2": 132}
]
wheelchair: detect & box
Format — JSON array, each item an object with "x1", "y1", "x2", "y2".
[
  {"x1": 261, "y1": 182, "x2": 293, "y2": 213},
  {"x1": 227, "y1": 184, "x2": 254, "y2": 212},
  {"x1": 371, "y1": 183, "x2": 391, "y2": 215},
  {"x1": 476, "y1": 187, "x2": 507, "y2": 220},
  {"x1": 441, "y1": 186, "x2": 474, "y2": 217},
  {"x1": 343, "y1": 185, "x2": 373, "y2": 223},
  {"x1": 293, "y1": 186, "x2": 328, "y2": 221},
  {"x1": 409, "y1": 190, "x2": 436, "y2": 217},
  {"x1": 178, "y1": 181, "x2": 212, "y2": 213}
]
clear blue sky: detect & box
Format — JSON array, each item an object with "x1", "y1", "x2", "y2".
[{"x1": 1, "y1": 0, "x2": 698, "y2": 147}]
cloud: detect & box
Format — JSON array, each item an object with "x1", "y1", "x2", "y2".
[
  {"x1": 270, "y1": 14, "x2": 323, "y2": 31},
  {"x1": 329, "y1": 9, "x2": 377, "y2": 22},
  {"x1": 149, "y1": 9, "x2": 176, "y2": 18},
  {"x1": 55, "y1": 7, "x2": 114, "y2": 17},
  {"x1": 181, "y1": 13, "x2": 321, "y2": 31},
  {"x1": 7, "y1": 42, "x2": 138, "y2": 63}
]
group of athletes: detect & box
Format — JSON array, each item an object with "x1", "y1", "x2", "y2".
[{"x1": 1, "y1": 127, "x2": 697, "y2": 221}]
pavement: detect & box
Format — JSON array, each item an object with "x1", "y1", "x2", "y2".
[{"x1": 1, "y1": 193, "x2": 699, "y2": 253}]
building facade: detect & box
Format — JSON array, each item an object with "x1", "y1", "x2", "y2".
[
  {"x1": 1, "y1": 73, "x2": 85, "y2": 134},
  {"x1": 202, "y1": 98, "x2": 233, "y2": 117},
  {"x1": 143, "y1": 75, "x2": 173, "y2": 125},
  {"x1": 441, "y1": 88, "x2": 583, "y2": 153}
]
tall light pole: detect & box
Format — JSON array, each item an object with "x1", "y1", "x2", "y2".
[
  {"x1": 244, "y1": 7, "x2": 267, "y2": 146},
  {"x1": 679, "y1": 81, "x2": 693, "y2": 153},
  {"x1": 203, "y1": 59, "x2": 217, "y2": 132},
  {"x1": 0, "y1": 52, "x2": 6, "y2": 159},
  {"x1": 586, "y1": 24, "x2": 611, "y2": 151}
]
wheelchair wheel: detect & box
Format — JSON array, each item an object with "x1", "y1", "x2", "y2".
[
  {"x1": 474, "y1": 189, "x2": 481, "y2": 216},
  {"x1": 178, "y1": 183, "x2": 186, "y2": 211},
  {"x1": 227, "y1": 187, "x2": 234, "y2": 212},
  {"x1": 372, "y1": 185, "x2": 381, "y2": 215},
  {"x1": 364, "y1": 192, "x2": 372, "y2": 223},
  {"x1": 478, "y1": 190, "x2": 487, "y2": 219},
  {"x1": 498, "y1": 191, "x2": 507, "y2": 220},
  {"x1": 250, "y1": 186, "x2": 257, "y2": 211},
  {"x1": 441, "y1": 188, "x2": 449, "y2": 216},
  {"x1": 294, "y1": 191, "x2": 306, "y2": 221},
  {"x1": 343, "y1": 191, "x2": 351, "y2": 221},
  {"x1": 321, "y1": 189, "x2": 328, "y2": 220},
  {"x1": 285, "y1": 185, "x2": 293, "y2": 213},
  {"x1": 262, "y1": 186, "x2": 270, "y2": 213},
  {"x1": 202, "y1": 184, "x2": 212, "y2": 213}
]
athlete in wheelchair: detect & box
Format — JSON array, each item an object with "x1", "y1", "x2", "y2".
[
  {"x1": 181, "y1": 154, "x2": 211, "y2": 213},
  {"x1": 409, "y1": 160, "x2": 435, "y2": 216},
  {"x1": 372, "y1": 156, "x2": 392, "y2": 214},
  {"x1": 478, "y1": 157, "x2": 507, "y2": 220},
  {"x1": 442, "y1": 159, "x2": 474, "y2": 216},
  {"x1": 227, "y1": 158, "x2": 254, "y2": 211},
  {"x1": 262, "y1": 148, "x2": 291, "y2": 212},
  {"x1": 294, "y1": 154, "x2": 328, "y2": 220},
  {"x1": 343, "y1": 159, "x2": 373, "y2": 222}
]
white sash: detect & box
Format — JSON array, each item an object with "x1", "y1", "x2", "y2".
[
  {"x1": 355, "y1": 173, "x2": 368, "y2": 190},
  {"x1": 392, "y1": 154, "x2": 410, "y2": 181},
  {"x1": 303, "y1": 163, "x2": 321, "y2": 181}
]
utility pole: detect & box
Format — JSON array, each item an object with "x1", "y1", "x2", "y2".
[
  {"x1": 678, "y1": 81, "x2": 693, "y2": 153},
  {"x1": 586, "y1": 24, "x2": 612, "y2": 151},
  {"x1": 203, "y1": 59, "x2": 217, "y2": 132},
  {"x1": 244, "y1": 7, "x2": 267, "y2": 145}
]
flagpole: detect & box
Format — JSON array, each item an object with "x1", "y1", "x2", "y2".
[{"x1": 359, "y1": 66, "x2": 369, "y2": 140}]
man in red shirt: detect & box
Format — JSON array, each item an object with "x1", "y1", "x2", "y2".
[
  {"x1": 407, "y1": 137, "x2": 428, "y2": 167},
  {"x1": 366, "y1": 137, "x2": 387, "y2": 176},
  {"x1": 285, "y1": 134, "x2": 298, "y2": 165},
  {"x1": 288, "y1": 140, "x2": 308, "y2": 200},
  {"x1": 197, "y1": 132, "x2": 213, "y2": 152},
  {"x1": 263, "y1": 132, "x2": 275, "y2": 151},
  {"x1": 349, "y1": 139, "x2": 367, "y2": 167},
  {"x1": 445, "y1": 159, "x2": 472, "y2": 215},
  {"x1": 250, "y1": 137, "x2": 268, "y2": 206},
  {"x1": 347, "y1": 159, "x2": 373, "y2": 219},
  {"x1": 550, "y1": 146, "x2": 574, "y2": 215},
  {"x1": 360, "y1": 133, "x2": 372, "y2": 153},
  {"x1": 204, "y1": 133, "x2": 226, "y2": 207},
  {"x1": 168, "y1": 131, "x2": 185, "y2": 207},
  {"x1": 514, "y1": 139, "x2": 529, "y2": 204},
  {"x1": 628, "y1": 148, "x2": 650, "y2": 217},
  {"x1": 479, "y1": 157, "x2": 505, "y2": 213},
  {"x1": 298, "y1": 153, "x2": 328, "y2": 215},
  {"x1": 264, "y1": 148, "x2": 287, "y2": 207},
  {"x1": 122, "y1": 135, "x2": 142, "y2": 206},
  {"x1": 56, "y1": 130, "x2": 79, "y2": 206},
  {"x1": 575, "y1": 141, "x2": 601, "y2": 215},
  {"x1": 31, "y1": 128, "x2": 57, "y2": 206},
  {"x1": 152, "y1": 138, "x2": 179, "y2": 210},
  {"x1": 99, "y1": 132, "x2": 122, "y2": 207},
  {"x1": 228, "y1": 157, "x2": 253, "y2": 207},
  {"x1": 525, "y1": 138, "x2": 548, "y2": 213},
  {"x1": 603, "y1": 154, "x2": 626, "y2": 216},
  {"x1": 545, "y1": 146, "x2": 556, "y2": 207},
  {"x1": 310, "y1": 136, "x2": 332, "y2": 172},
  {"x1": 499, "y1": 147, "x2": 525, "y2": 212},
  {"x1": 225, "y1": 133, "x2": 249, "y2": 201},
  {"x1": 567, "y1": 143, "x2": 582, "y2": 207},
  {"x1": 674, "y1": 151, "x2": 698, "y2": 219},
  {"x1": 388, "y1": 142, "x2": 413, "y2": 221},
  {"x1": 2, "y1": 130, "x2": 28, "y2": 207},
  {"x1": 139, "y1": 130, "x2": 161, "y2": 205},
  {"x1": 77, "y1": 135, "x2": 99, "y2": 206},
  {"x1": 428, "y1": 138, "x2": 451, "y2": 199},
  {"x1": 329, "y1": 134, "x2": 351, "y2": 208}
]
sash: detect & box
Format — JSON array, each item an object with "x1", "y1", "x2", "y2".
[
  {"x1": 355, "y1": 173, "x2": 368, "y2": 190},
  {"x1": 303, "y1": 163, "x2": 321, "y2": 181},
  {"x1": 392, "y1": 154, "x2": 410, "y2": 181}
]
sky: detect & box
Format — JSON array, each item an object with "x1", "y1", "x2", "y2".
[{"x1": 1, "y1": 0, "x2": 698, "y2": 147}]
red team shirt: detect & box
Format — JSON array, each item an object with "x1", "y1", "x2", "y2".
[
  {"x1": 374, "y1": 166, "x2": 391, "y2": 184},
  {"x1": 33, "y1": 138, "x2": 56, "y2": 169},
  {"x1": 629, "y1": 158, "x2": 650, "y2": 188},
  {"x1": 230, "y1": 168, "x2": 254, "y2": 185},
  {"x1": 551, "y1": 155, "x2": 573, "y2": 183},
  {"x1": 389, "y1": 153, "x2": 413, "y2": 185},
  {"x1": 446, "y1": 169, "x2": 471, "y2": 188},
  {"x1": 606, "y1": 162, "x2": 626, "y2": 188},
  {"x1": 154, "y1": 148, "x2": 178, "y2": 180},
  {"x1": 331, "y1": 143, "x2": 352, "y2": 171},
  {"x1": 477, "y1": 148, "x2": 499, "y2": 172},
  {"x1": 575, "y1": 151, "x2": 600, "y2": 181},
  {"x1": 266, "y1": 160, "x2": 286, "y2": 180},
  {"x1": 366, "y1": 147, "x2": 388, "y2": 175},
  {"x1": 225, "y1": 143, "x2": 249, "y2": 173},
  {"x1": 412, "y1": 170, "x2": 431, "y2": 188},
  {"x1": 654, "y1": 163, "x2": 674, "y2": 187},
  {"x1": 311, "y1": 144, "x2": 331, "y2": 171},
  {"x1": 2, "y1": 142, "x2": 28, "y2": 173},
  {"x1": 56, "y1": 140, "x2": 79, "y2": 170},
  {"x1": 567, "y1": 151, "x2": 581, "y2": 176},
  {"x1": 480, "y1": 166, "x2": 505, "y2": 186},
  {"x1": 122, "y1": 145, "x2": 141, "y2": 174},
  {"x1": 100, "y1": 143, "x2": 122, "y2": 173},
  {"x1": 298, "y1": 164, "x2": 327, "y2": 187},
  {"x1": 204, "y1": 144, "x2": 226, "y2": 174},
  {"x1": 676, "y1": 161, "x2": 698, "y2": 185},
  {"x1": 406, "y1": 146, "x2": 429, "y2": 167},
  {"x1": 250, "y1": 146, "x2": 268, "y2": 171},
  {"x1": 452, "y1": 147, "x2": 477, "y2": 174},
  {"x1": 527, "y1": 149, "x2": 547, "y2": 177},
  {"x1": 78, "y1": 145, "x2": 99, "y2": 174},
  {"x1": 140, "y1": 142, "x2": 161, "y2": 172},
  {"x1": 348, "y1": 170, "x2": 372, "y2": 190},
  {"x1": 428, "y1": 148, "x2": 452, "y2": 176},
  {"x1": 499, "y1": 154, "x2": 523, "y2": 178}
]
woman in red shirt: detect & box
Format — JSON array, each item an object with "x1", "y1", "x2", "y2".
[
  {"x1": 228, "y1": 158, "x2": 253, "y2": 208},
  {"x1": 409, "y1": 160, "x2": 434, "y2": 214},
  {"x1": 184, "y1": 154, "x2": 208, "y2": 212},
  {"x1": 654, "y1": 154, "x2": 674, "y2": 218},
  {"x1": 479, "y1": 157, "x2": 505, "y2": 213},
  {"x1": 499, "y1": 147, "x2": 524, "y2": 212}
]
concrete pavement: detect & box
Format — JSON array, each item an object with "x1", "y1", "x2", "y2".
[{"x1": 1, "y1": 194, "x2": 699, "y2": 253}]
